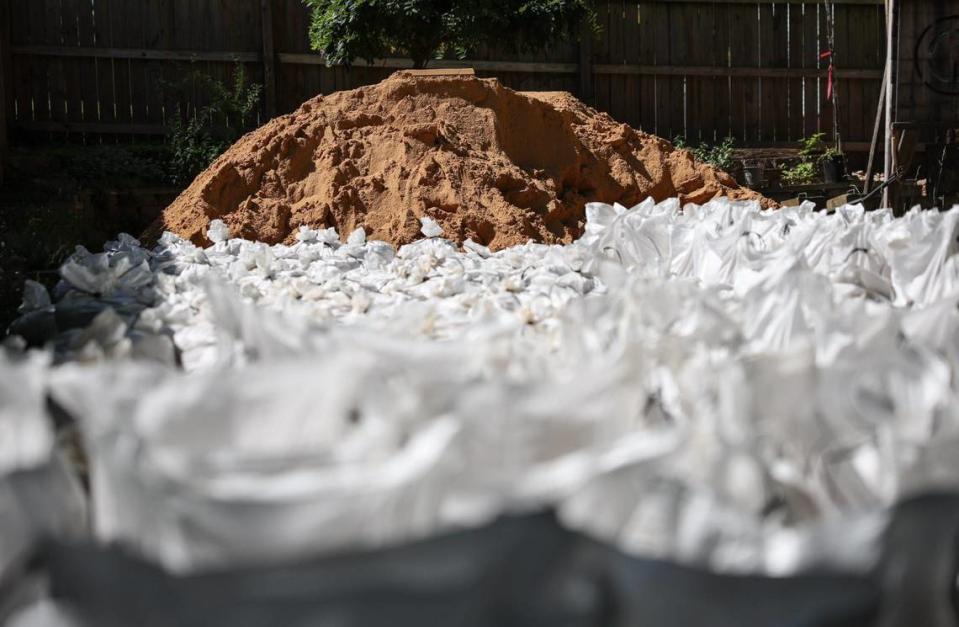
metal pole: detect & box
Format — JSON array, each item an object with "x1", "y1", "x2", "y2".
[{"x1": 882, "y1": 0, "x2": 895, "y2": 209}]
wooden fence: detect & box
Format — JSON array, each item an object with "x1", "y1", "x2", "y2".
[
  {"x1": 895, "y1": 1, "x2": 959, "y2": 144},
  {"x1": 0, "y1": 0, "x2": 887, "y2": 158}
]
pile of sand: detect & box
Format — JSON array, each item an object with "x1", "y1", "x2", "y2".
[{"x1": 149, "y1": 71, "x2": 773, "y2": 250}]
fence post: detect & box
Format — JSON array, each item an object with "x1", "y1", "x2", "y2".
[
  {"x1": 578, "y1": 20, "x2": 594, "y2": 105},
  {"x1": 0, "y1": 0, "x2": 11, "y2": 184},
  {"x1": 260, "y1": 0, "x2": 277, "y2": 119}
]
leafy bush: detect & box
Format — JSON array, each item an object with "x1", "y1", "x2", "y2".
[
  {"x1": 781, "y1": 161, "x2": 817, "y2": 185},
  {"x1": 304, "y1": 0, "x2": 595, "y2": 69},
  {"x1": 674, "y1": 136, "x2": 736, "y2": 171},
  {"x1": 165, "y1": 64, "x2": 263, "y2": 186},
  {"x1": 797, "y1": 132, "x2": 841, "y2": 163},
  {"x1": 798, "y1": 132, "x2": 828, "y2": 162}
]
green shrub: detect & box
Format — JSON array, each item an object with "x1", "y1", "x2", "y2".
[
  {"x1": 674, "y1": 136, "x2": 736, "y2": 171},
  {"x1": 781, "y1": 161, "x2": 817, "y2": 185},
  {"x1": 165, "y1": 64, "x2": 263, "y2": 186},
  {"x1": 303, "y1": 0, "x2": 595, "y2": 69}
]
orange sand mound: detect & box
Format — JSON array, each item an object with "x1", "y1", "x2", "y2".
[{"x1": 149, "y1": 71, "x2": 774, "y2": 250}]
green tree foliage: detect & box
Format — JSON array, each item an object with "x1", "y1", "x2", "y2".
[{"x1": 304, "y1": 0, "x2": 595, "y2": 69}]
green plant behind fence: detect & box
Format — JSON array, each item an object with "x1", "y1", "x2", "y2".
[
  {"x1": 165, "y1": 64, "x2": 263, "y2": 186},
  {"x1": 674, "y1": 136, "x2": 735, "y2": 171}
]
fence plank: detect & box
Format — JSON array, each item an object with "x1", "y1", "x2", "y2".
[
  {"x1": 817, "y1": 3, "x2": 834, "y2": 140},
  {"x1": 593, "y1": 1, "x2": 612, "y2": 117},
  {"x1": 786, "y1": 2, "x2": 803, "y2": 141},
  {"x1": 78, "y1": 0, "x2": 100, "y2": 138},
  {"x1": 712, "y1": 2, "x2": 732, "y2": 140},
  {"x1": 261, "y1": 0, "x2": 276, "y2": 117},
  {"x1": 801, "y1": 1, "x2": 818, "y2": 139},
  {"x1": 637, "y1": 2, "x2": 656, "y2": 133},
  {"x1": 667, "y1": 1, "x2": 688, "y2": 139},
  {"x1": 0, "y1": 0, "x2": 9, "y2": 180}
]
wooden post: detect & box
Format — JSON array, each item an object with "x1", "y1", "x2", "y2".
[
  {"x1": 882, "y1": 0, "x2": 895, "y2": 209},
  {"x1": 578, "y1": 20, "x2": 594, "y2": 105},
  {"x1": 0, "y1": 0, "x2": 11, "y2": 185},
  {"x1": 260, "y1": 0, "x2": 277, "y2": 119},
  {"x1": 863, "y1": 67, "x2": 887, "y2": 195}
]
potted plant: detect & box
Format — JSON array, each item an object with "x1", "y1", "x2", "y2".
[
  {"x1": 781, "y1": 161, "x2": 817, "y2": 186},
  {"x1": 820, "y1": 146, "x2": 845, "y2": 183}
]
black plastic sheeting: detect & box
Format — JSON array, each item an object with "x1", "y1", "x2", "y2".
[{"x1": 7, "y1": 494, "x2": 959, "y2": 627}]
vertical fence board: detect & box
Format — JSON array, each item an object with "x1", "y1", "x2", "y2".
[
  {"x1": 28, "y1": 0, "x2": 52, "y2": 125},
  {"x1": 0, "y1": 0, "x2": 9, "y2": 179},
  {"x1": 609, "y1": 1, "x2": 628, "y2": 128},
  {"x1": 770, "y1": 3, "x2": 790, "y2": 141},
  {"x1": 45, "y1": 0, "x2": 68, "y2": 130},
  {"x1": 637, "y1": 2, "x2": 656, "y2": 133},
  {"x1": 93, "y1": 0, "x2": 117, "y2": 136},
  {"x1": 817, "y1": 3, "x2": 834, "y2": 140},
  {"x1": 713, "y1": 2, "x2": 732, "y2": 140},
  {"x1": 787, "y1": 3, "x2": 803, "y2": 141},
  {"x1": 690, "y1": 2, "x2": 713, "y2": 142},
  {"x1": 620, "y1": 2, "x2": 639, "y2": 128},
  {"x1": 593, "y1": 1, "x2": 612, "y2": 118},
  {"x1": 78, "y1": 0, "x2": 101, "y2": 140},
  {"x1": 667, "y1": 1, "x2": 687, "y2": 140}
]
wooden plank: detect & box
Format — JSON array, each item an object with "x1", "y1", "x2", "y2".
[
  {"x1": 578, "y1": 16, "x2": 594, "y2": 103},
  {"x1": 92, "y1": 0, "x2": 118, "y2": 137},
  {"x1": 786, "y1": 2, "x2": 803, "y2": 141},
  {"x1": 620, "y1": 1, "x2": 640, "y2": 126},
  {"x1": 277, "y1": 53, "x2": 579, "y2": 74},
  {"x1": 122, "y1": 0, "x2": 148, "y2": 128},
  {"x1": 759, "y1": 3, "x2": 774, "y2": 141},
  {"x1": 817, "y1": 2, "x2": 834, "y2": 140},
  {"x1": 27, "y1": 0, "x2": 51, "y2": 124},
  {"x1": 12, "y1": 44, "x2": 260, "y2": 62},
  {"x1": 0, "y1": 0, "x2": 9, "y2": 179},
  {"x1": 686, "y1": 1, "x2": 710, "y2": 142},
  {"x1": 158, "y1": 1, "x2": 182, "y2": 128},
  {"x1": 593, "y1": 1, "x2": 612, "y2": 117},
  {"x1": 700, "y1": 1, "x2": 718, "y2": 142},
  {"x1": 740, "y1": 3, "x2": 761, "y2": 143},
  {"x1": 608, "y1": 1, "x2": 628, "y2": 127},
  {"x1": 141, "y1": 0, "x2": 169, "y2": 125},
  {"x1": 261, "y1": 0, "x2": 276, "y2": 117},
  {"x1": 727, "y1": 2, "x2": 747, "y2": 141},
  {"x1": 107, "y1": 0, "x2": 134, "y2": 139},
  {"x1": 666, "y1": 0, "x2": 687, "y2": 140},
  {"x1": 272, "y1": 52, "x2": 884, "y2": 79},
  {"x1": 77, "y1": 0, "x2": 100, "y2": 137},
  {"x1": 14, "y1": 119, "x2": 166, "y2": 134},
  {"x1": 405, "y1": 68, "x2": 475, "y2": 77},
  {"x1": 649, "y1": 0, "x2": 883, "y2": 4},
  {"x1": 45, "y1": 0, "x2": 69, "y2": 130},
  {"x1": 637, "y1": 1, "x2": 657, "y2": 133},
  {"x1": 770, "y1": 2, "x2": 790, "y2": 141},
  {"x1": 802, "y1": 0, "x2": 819, "y2": 139},
  {"x1": 712, "y1": 2, "x2": 732, "y2": 140},
  {"x1": 846, "y1": 4, "x2": 869, "y2": 145},
  {"x1": 594, "y1": 64, "x2": 881, "y2": 78},
  {"x1": 9, "y1": 0, "x2": 31, "y2": 125}
]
